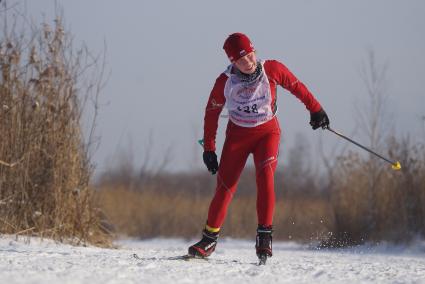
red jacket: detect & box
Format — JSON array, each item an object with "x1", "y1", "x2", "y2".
[{"x1": 203, "y1": 60, "x2": 322, "y2": 151}]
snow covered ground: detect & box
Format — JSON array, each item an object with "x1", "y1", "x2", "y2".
[{"x1": 1, "y1": 235, "x2": 425, "y2": 284}]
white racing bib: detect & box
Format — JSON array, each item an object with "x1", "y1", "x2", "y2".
[{"x1": 223, "y1": 62, "x2": 274, "y2": 127}]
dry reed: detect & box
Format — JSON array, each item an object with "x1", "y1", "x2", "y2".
[
  {"x1": 96, "y1": 174, "x2": 335, "y2": 243},
  {"x1": 96, "y1": 135, "x2": 424, "y2": 247},
  {"x1": 0, "y1": 6, "x2": 109, "y2": 245}
]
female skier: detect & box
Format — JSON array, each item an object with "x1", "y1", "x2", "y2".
[{"x1": 188, "y1": 33, "x2": 329, "y2": 262}]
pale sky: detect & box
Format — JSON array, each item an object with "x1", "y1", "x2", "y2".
[{"x1": 19, "y1": 0, "x2": 425, "y2": 175}]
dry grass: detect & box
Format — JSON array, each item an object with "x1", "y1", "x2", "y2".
[
  {"x1": 96, "y1": 183, "x2": 335, "y2": 242},
  {"x1": 0, "y1": 6, "x2": 109, "y2": 246},
  {"x1": 97, "y1": 186, "x2": 210, "y2": 239},
  {"x1": 96, "y1": 136, "x2": 424, "y2": 247}
]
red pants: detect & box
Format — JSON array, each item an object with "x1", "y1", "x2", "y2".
[{"x1": 206, "y1": 117, "x2": 281, "y2": 229}]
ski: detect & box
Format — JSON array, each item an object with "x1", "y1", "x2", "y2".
[
  {"x1": 133, "y1": 253, "x2": 250, "y2": 265},
  {"x1": 133, "y1": 253, "x2": 208, "y2": 261},
  {"x1": 133, "y1": 253, "x2": 209, "y2": 261},
  {"x1": 173, "y1": 254, "x2": 209, "y2": 261},
  {"x1": 171, "y1": 255, "x2": 246, "y2": 265}
]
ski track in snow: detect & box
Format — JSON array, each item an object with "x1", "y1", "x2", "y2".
[{"x1": 1, "y1": 235, "x2": 425, "y2": 284}]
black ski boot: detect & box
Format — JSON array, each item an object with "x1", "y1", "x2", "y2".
[
  {"x1": 188, "y1": 229, "x2": 219, "y2": 258},
  {"x1": 255, "y1": 225, "x2": 272, "y2": 265}
]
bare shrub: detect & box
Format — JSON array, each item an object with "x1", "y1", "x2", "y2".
[
  {"x1": 323, "y1": 66, "x2": 425, "y2": 247},
  {"x1": 0, "y1": 3, "x2": 109, "y2": 245},
  {"x1": 326, "y1": 137, "x2": 425, "y2": 247}
]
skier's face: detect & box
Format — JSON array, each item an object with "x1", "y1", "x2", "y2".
[{"x1": 234, "y1": 52, "x2": 257, "y2": 74}]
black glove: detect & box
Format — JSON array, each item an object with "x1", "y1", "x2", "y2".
[
  {"x1": 310, "y1": 108, "x2": 330, "y2": 130},
  {"x1": 203, "y1": 151, "x2": 219, "y2": 175}
]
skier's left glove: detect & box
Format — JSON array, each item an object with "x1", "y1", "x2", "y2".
[
  {"x1": 203, "y1": 151, "x2": 219, "y2": 175},
  {"x1": 310, "y1": 108, "x2": 330, "y2": 130}
]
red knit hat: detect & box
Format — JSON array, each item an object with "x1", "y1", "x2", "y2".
[{"x1": 223, "y1": 33, "x2": 255, "y2": 62}]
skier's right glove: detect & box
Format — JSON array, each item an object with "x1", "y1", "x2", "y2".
[
  {"x1": 310, "y1": 108, "x2": 330, "y2": 130},
  {"x1": 203, "y1": 151, "x2": 218, "y2": 175}
]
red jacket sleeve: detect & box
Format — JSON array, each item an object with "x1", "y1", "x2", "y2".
[
  {"x1": 264, "y1": 60, "x2": 322, "y2": 113},
  {"x1": 203, "y1": 73, "x2": 227, "y2": 151}
]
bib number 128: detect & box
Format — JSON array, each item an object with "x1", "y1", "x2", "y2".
[{"x1": 237, "y1": 104, "x2": 258, "y2": 114}]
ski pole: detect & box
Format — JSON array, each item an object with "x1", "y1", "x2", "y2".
[{"x1": 325, "y1": 126, "x2": 401, "y2": 170}]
